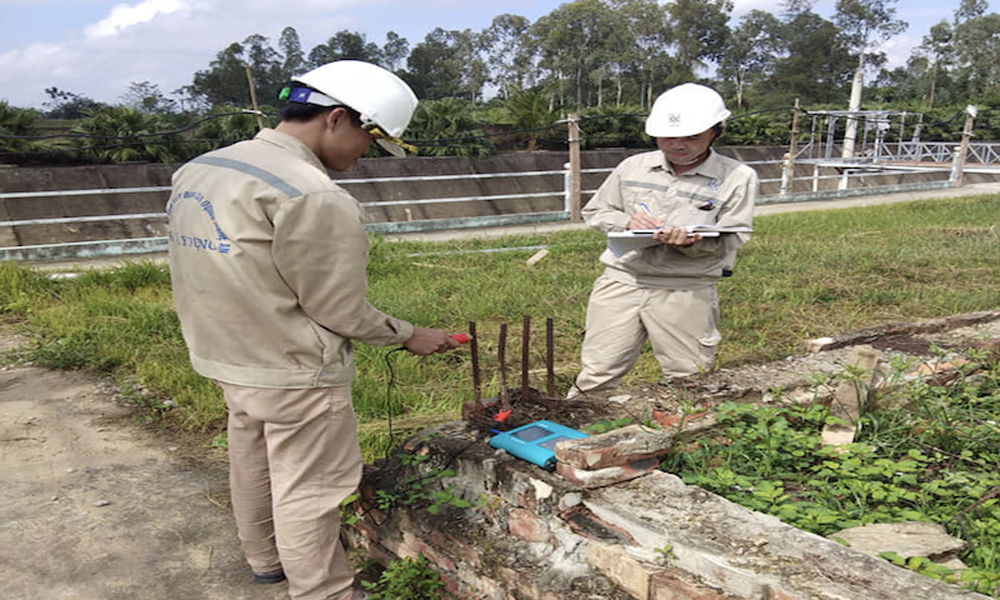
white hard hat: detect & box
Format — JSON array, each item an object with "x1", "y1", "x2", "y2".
[
  {"x1": 645, "y1": 83, "x2": 731, "y2": 138},
  {"x1": 289, "y1": 60, "x2": 419, "y2": 156}
]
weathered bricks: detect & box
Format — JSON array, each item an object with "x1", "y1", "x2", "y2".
[
  {"x1": 555, "y1": 424, "x2": 674, "y2": 470},
  {"x1": 556, "y1": 457, "x2": 661, "y2": 489}
]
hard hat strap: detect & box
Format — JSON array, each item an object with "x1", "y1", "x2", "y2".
[
  {"x1": 280, "y1": 86, "x2": 339, "y2": 107},
  {"x1": 365, "y1": 125, "x2": 418, "y2": 155}
]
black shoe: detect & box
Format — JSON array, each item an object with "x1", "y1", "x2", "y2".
[{"x1": 252, "y1": 569, "x2": 286, "y2": 584}]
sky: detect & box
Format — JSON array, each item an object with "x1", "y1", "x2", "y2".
[{"x1": 0, "y1": 0, "x2": 990, "y2": 110}]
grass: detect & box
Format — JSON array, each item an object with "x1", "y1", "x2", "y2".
[
  {"x1": 661, "y1": 353, "x2": 1000, "y2": 596},
  {"x1": 1, "y1": 194, "x2": 999, "y2": 463}
]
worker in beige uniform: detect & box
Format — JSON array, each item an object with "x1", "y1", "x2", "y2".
[
  {"x1": 168, "y1": 60, "x2": 460, "y2": 600},
  {"x1": 568, "y1": 83, "x2": 758, "y2": 398}
]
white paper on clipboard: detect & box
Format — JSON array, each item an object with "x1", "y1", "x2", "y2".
[
  {"x1": 606, "y1": 225, "x2": 753, "y2": 257},
  {"x1": 606, "y1": 231, "x2": 660, "y2": 257}
]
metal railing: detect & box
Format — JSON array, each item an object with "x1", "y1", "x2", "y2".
[
  {"x1": 0, "y1": 147, "x2": 995, "y2": 263},
  {"x1": 795, "y1": 139, "x2": 1000, "y2": 166}
]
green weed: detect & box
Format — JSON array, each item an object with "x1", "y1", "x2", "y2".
[
  {"x1": 661, "y1": 354, "x2": 1000, "y2": 597},
  {"x1": 361, "y1": 555, "x2": 445, "y2": 600}
]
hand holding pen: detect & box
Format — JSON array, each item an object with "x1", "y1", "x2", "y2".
[
  {"x1": 627, "y1": 202, "x2": 663, "y2": 230},
  {"x1": 630, "y1": 202, "x2": 700, "y2": 246}
]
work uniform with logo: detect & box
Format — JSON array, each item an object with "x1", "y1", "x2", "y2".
[
  {"x1": 569, "y1": 148, "x2": 757, "y2": 397},
  {"x1": 168, "y1": 127, "x2": 413, "y2": 600}
]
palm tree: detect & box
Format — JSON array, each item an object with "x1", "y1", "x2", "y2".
[
  {"x1": 0, "y1": 102, "x2": 43, "y2": 162},
  {"x1": 498, "y1": 88, "x2": 558, "y2": 151},
  {"x1": 405, "y1": 98, "x2": 493, "y2": 156},
  {"x1": 69, "y1": 106, "x2": 183, "y2": 164}
]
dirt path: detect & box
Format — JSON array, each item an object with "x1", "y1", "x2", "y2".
[{"x1": 0, "y1": 332, "x2": 288, "y2": 600}]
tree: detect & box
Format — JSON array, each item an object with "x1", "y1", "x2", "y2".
[
  {"x1": 833, "y1": 0, "x2": 907, "y2": 157},
  {"x1": 952, "y1": 8, "x2": 1000, "y2": 97},
  {"x1": 381, "y1": 32, "x2": 410, "y2": 72},
  {"x1": 496, "y1": 88, "x2": 558, "y2": 151},
  {"x1": 613, "y1": 0, "x2": 672, "y2": 109},
  {"x1": 307, "y1": 30, "x2": 381, "y2": 68},
  {"x1": 120, "y1": 81, "x2": 177, "y2": 114},
  {"x1": 404, "y1": 98, "x2": 493, "y2": 156},
  {"x1": 278, "y1": 26, "x2": 306, "y2": 80},
  {"x1": 914, "y1": 21, "x2": 955, "y2": 107},
  {"x1": 482, "y1": 14, "x2": 533, "y2": 100},
  {"x1": 187, "y1": 41, "x2": 262, "y2": 108},
  {"x1": 763, "y1": 7, "x2": 854, "y2": 107},
  {"x1": 954, "y1": 0, "x2": 988, "y2": 24},
  {"x1": 666, "y1": 0, "x2": 734, "y2": 82},
  {"x1": 192, "y1": 105, "x2": 270, "y2": 152},
  {"x1": 528, "y1": 0, "x2": 627, "y2": 110},
  {"x1": 718, "y1": 10, "x2": 782, "y2": 108},
  {"x1": 405, "y1": 28, "x2": 485, "y2": 101},
  {"x1": 69, "y1": 106, "x2": 182, "y2": 163},
  {"x1": 42, "y1": 88, "x2": 105, "y2": 120},
  {"x1": 0, "y1": 101, "x2": 43, "y2": 160}
]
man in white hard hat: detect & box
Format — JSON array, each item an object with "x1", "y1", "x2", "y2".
[
  {"x1": 568, "y1": 82, "x2": 758, "y2": 398},
  {"x1": 168, "y1": 60, "x2": 460, "y2": 600}
]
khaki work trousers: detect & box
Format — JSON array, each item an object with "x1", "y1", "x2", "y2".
[
  {"x1": 218, "y1": 382, "x2": 363, "y2": 600},
  {"x1": 570, "y1": 276, "x2": 720, "y2": 398}
]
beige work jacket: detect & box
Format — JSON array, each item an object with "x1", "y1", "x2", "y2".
[
  {"x1": 167, "y1": 128, "x2": 414, "y2": 389},
  {"x1": 583, "y1": 149, "x2": 758, "y2": 289}
]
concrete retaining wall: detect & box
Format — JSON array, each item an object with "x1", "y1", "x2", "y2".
[{"x1": 0, "y1": 146, "x2": 992, "y2": 260}]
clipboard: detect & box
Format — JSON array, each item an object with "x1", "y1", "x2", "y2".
[{"x1": 606, "y1": 225, "x2": 753, "y2": 257}]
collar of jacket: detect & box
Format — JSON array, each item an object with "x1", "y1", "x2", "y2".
[
  {"x1": 253, "y1": 128, "x2": 328, "y2": 175},
  {"x1": 651, "y1": 148, "x2": 728, "y2": 179}
]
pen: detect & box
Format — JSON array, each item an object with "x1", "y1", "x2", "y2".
[{"x1": 638, "y1": 203, "x2": 662, "y2": 230}]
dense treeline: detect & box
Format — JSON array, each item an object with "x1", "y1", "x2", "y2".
[{"x1": 2, "y1": 0, "x2": 1000, "y2": 164}]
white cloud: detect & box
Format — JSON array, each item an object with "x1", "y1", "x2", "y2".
[{"x1": 84, "y1": 0, "x2": 189, "y2": 39}]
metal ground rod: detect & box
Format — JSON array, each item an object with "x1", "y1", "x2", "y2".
[
  {"x1": 498, "y1": 322, "x2": 510, "y2": 412},
  {"x1": 469, "y1": 320, "x2": 481, "y2": 408},
  {"x1": 521, "y1": 315, "x2": 531, "y2": 398},
  {"x1": 546, "y1": 318, "x2": 555, "y2": 397}
]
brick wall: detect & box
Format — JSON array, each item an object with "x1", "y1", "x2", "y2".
[
  {"x1": 343, "y1": 419, "x2": 987, "y2": 600},
  {"x1": 343, "y1": 314, "x2": 1000, "y2": 599}
]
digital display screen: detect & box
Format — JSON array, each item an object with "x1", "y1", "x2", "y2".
[{"x1": 512, "y1": 425, "x2": 550, "y2": 442}]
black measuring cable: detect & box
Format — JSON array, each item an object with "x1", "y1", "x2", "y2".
[{"x1": 382, "y1": 345, "x2": 410, "y2": 459}]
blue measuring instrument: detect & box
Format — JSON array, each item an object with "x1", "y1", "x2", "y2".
[{"x1": 488, "y1": 420, "x2": 588, "y2": 470}]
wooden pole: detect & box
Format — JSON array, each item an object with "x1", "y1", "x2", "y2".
[
  {"x1": 953, "y1": 105, "x2": 977, "y2": 187},
  {"x1": 568, "y1": 113, "x2": 582, "y2": 221},
  {"x1": 244, "y1": 63, "x2": 265, "y2": 131},
  {"x1": 788, "y1": 99, "x2": 800, "y2": 176}
]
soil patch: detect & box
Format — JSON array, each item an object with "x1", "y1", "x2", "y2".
[{"x1": 0, "y1": 329, "x2": 286, "y2": 600}]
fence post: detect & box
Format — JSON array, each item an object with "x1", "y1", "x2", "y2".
[
  {"x1": 780, "y1": 153, "x2": 792, "y2": 195},
  {"x1": 563, "y1": 163, "x2": 572, "y2": 214},
  {"x1": 952, "y1": 104, "x2": 977, "y2": 187},
  {"x1": 567, "y1": 113, "x2": 582, "y2": 221},
  {"x1": 950, "y1": 145, "x2": 962, "y2": 185}
]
